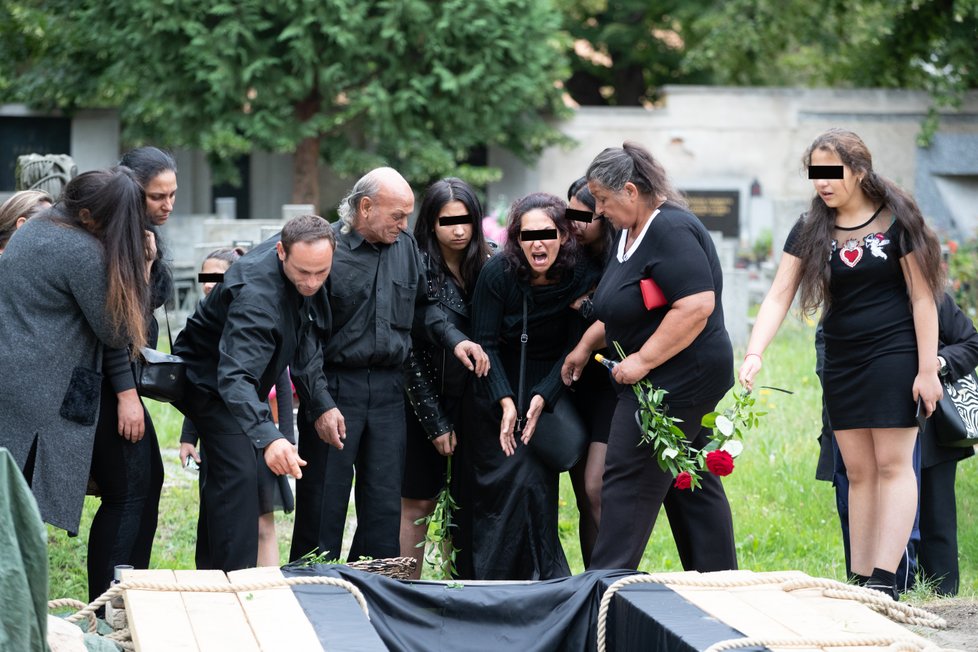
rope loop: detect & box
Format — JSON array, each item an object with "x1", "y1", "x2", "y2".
[{"x1": 595, "y1": 573, "x2": 948, "y2": 652}]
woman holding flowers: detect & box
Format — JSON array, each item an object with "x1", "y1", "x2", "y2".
[
  {"x1": 740, "y1": 129, "x2": 944, "y2": 600},
  {"x1": 562, "y1": 142, "x2": 737, "y2": 572}
]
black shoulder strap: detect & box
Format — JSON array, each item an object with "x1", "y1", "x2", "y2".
[{"x1": 515, "y1": 293, "x2": 528, "y2": 434}]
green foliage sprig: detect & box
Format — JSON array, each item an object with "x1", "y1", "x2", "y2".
[
  {"x1": 615, "y1": 341, "x2": 773, "y2": 489},
  {"x1": 415, "y1": 456, "x2": 458, "y2": 579}
]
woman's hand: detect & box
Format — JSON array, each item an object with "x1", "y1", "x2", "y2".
[
  {"x1": 499, "y1": 397, "x2": 518, "y2": 456},
  {"x1": 561, "y1": 345, "x2": 590, "y2": 385},
  {"x1": 611, "y1": 353, "x2": 652, "y2": 385},
  {"x1": 179, "y1": 442, "x2": 201, "y2": 467},
  {"x1": 520, "y1": 395, "x2": 546, "y2": 445},
  {"x1": 117, "y1": 388, "x2": 145, "y2": 442},
  {"x1": 144, "y1": 230, "x2": 157, "y2": 283},
  {"x1": 431, "y1": 430, "x2": 456, "y2": 456},
  {"x1": 738, "y1": 354, "x2": 763, "y2": 391},
  {"x1": 913, "y1": 371, "x2": 943, "y2": 418}
]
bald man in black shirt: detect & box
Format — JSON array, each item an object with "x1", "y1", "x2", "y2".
[{"x1": 290, "y1": 167, "x2": 488, "y2": 563}]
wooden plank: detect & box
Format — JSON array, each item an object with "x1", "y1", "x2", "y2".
[
  {"x1": 671, "y1": 573, "x2": 932, "y2": 652},
  {"x1": 672, "y1": 585, "x2": 817, "y2": 651},
  {"x1": 228, "y1": 567, "x2": 324, "y2": 652},
  {"x1": 173, "y1": 570, "x2": 260, "y2": 652},
  {"x1": 122, "y1": 569, "x2": 199, "y2": 652}
]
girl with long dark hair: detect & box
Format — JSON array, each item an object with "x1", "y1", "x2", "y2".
[
  {"x1": 399, "y1": 177, "x2": 492, "y2": 578},
  {"x1": 740, "y1": 128, "x2": 944, "y2": 599},
  {"x1": 0, "y1": 168, "x2": 151, "y2": 551},
  {"x1": 82, "y1": 147, "x2": 176, "y2": 602}
]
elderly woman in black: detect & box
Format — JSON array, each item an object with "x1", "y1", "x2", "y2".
[
  {"x1": 562, "y1": 142, "x2": 737, "y2": 572},
  {"x1": 466, "y1": 192, "x2": 599, "y2": 580}
]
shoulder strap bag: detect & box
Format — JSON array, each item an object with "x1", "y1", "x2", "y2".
[
  {"x1": 934, "y1": 368, "x2": 978, "y2": 447},
  {"x1": 134, "y1": 303, "x2": 186, "y2": 403},
  {"x1": 516, "y1": 294, "x2": 589, "y2": 472}
]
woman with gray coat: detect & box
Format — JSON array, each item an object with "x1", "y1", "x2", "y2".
[{"x1": 0, "y1": 167, "x2": 151, "y2": 536}]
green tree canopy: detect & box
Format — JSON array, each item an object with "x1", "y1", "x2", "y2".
[
  {"x1": 560, "y1": 0, "x2": 977, "y2": 142},
  {"x1": 1, "y1": 0, "x2": 570, "y2": 209}
]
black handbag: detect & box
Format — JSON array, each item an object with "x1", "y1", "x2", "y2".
[
  {"x1": 516, "y1": 295, "x2": 588, "y2": 472},
  {"x1": 134, "y1": 303, "x2": 186, "y2": 403},
  {"x1": 934, "y1": 369, "x2": 978, "y2": 448}
]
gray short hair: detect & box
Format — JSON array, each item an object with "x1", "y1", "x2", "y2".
[{"x1": 337, "y1": 173, "x2": 381, "y2": 234}]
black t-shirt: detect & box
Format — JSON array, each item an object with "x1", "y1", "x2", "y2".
[
  {"x1": 592, "y1": 202, "x2": 733, "y2": 406},
  {"x1": 783, "y1": 216, "x2": 915, "y2": 353}
]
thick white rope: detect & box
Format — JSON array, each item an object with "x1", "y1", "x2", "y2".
[
  {"x1": 596, "y1": 573, "x2": 948, "y2": 652},
  {"x1": 50, "y1": 575, "x2": 369, "y2": 642}
]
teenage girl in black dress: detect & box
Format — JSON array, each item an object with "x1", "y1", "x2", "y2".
[
  {"x1": 398, "y1": 178, "x2": 492, "y2": 578},
  {"x1": 740, "y1": 128, "x2": 945, "y2": 599}
]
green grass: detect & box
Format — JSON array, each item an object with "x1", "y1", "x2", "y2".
[{"x1": 47, "y1": 318, "x2": 978, "y2": 601}]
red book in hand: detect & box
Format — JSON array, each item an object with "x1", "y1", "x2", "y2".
[{"x1": 640, "y1": 277, "x2": 667, "y2": 310}]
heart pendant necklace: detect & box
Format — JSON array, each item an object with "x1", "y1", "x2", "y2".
[{"x1": 840, "y1": 238, "x2": 863, "y2": 268}]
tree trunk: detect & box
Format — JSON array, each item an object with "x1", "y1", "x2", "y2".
[
  {"x1": 291, "y1": 134, "x2": 320, "y2": 212},
  {"x1": 291, "y1": 93, "x2": 321, "y2": 212}
]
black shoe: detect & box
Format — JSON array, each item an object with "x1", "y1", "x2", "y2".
[{"x1": 863, "y1": 579, "x2": 898, "y2": 601}]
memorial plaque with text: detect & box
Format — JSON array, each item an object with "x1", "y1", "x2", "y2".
[{"x1": 682, "y1": 190, "x2": 739, "y2": 238}]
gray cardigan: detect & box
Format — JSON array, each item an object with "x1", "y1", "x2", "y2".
[{"x1": 0, "y1": 216, "x2": 127, "y2": 533}]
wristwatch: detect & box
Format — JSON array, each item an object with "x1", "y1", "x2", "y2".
[{"x1": 937, "y1": 355, "x2": 948, "y2": 377}]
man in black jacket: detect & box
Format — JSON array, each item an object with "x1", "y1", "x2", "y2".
[
  {"x1": 174, "y1": 214, "x2": 344, "y2": 571},
  {"x1": 290, "y1": 167, "x2": 489, "y2": 563}
]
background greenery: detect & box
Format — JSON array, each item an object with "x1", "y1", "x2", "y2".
[
  {"x1": 46, "y1": 317, "x2": 978, "y2": 601},
  {"x1": 3, "y1": 0, "x2": 975, "y2": 204}
]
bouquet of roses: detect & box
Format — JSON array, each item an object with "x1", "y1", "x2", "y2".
[{"x1": 610, "y1": 342, "x2": 770, "y2": 490}]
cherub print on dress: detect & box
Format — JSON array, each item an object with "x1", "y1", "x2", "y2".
[{"x1": 866, "y1": 232, "x2": 890, "y2": 260}]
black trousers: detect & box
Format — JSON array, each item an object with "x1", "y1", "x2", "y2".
[
  {"x1": 179, "y1": 390, "x2": 260, "y2": 572},
  {"x1": 919, "y1": 459, "x2": 960, "y2": 595},
  {"x1": 87, "y1": 380, "x2": 163, "y2": 602},
  {"x1": 291, "y1": 367, "x2": 406, "y2": 562},
  {"x1": 590, "y1": 396, "x2": 737, "y2": 571}
]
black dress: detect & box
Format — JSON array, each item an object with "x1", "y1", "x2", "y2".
[
  {"x1": 785, "y1": 218, "x2": 918, "y2": 429},
  {"x1": 464, "y1": 255, "x2": 598, "y2": 580}
]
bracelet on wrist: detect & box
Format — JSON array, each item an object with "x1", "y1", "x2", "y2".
[{"x1": 744, "y1": 352, "x2": 762, "y2": 363}]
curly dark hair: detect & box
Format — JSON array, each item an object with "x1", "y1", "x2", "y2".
[{"x1": 502, "y1": 192, "x2": 580, "y2": 283}]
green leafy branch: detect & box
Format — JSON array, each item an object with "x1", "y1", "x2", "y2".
[
  {"x1": 615, "y1": 341, "x2": 774, "y2": 488},
  {"x1": 700, "y1": 389, "x2": 767, "y2": 456},
  {"x1": 415, "y1": 456, "x2": 459, "y2": 580},
  {"x1": 612, "y1": 342, "x2": 700, "y2": 486}
]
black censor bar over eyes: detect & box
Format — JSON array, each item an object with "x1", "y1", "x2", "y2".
[
  {"x1": 565, "y1": 208, "x2": 594, "y2": 223},
  {"x1": 198, "y1": 272, "x2": 225, "y2": 283},
  {"x1": 808, "y1": 165, "x2": 844, "y2": 179},
  {"x1": 438, "y1": 215, "x2": 471, "y2": 227},
  {"x1": 519, "y1": 228, "x2": 558, "y2": 241}
]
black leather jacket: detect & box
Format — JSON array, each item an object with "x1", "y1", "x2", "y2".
[{"x1": 403, "y1": 245, "x2": 497, "y2": 439}]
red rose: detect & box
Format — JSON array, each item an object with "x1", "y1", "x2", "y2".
[
  {"x1": 674, "y1": 471, "x2": 692, "y2": 490},
  {"x1": 705, "y1": 450, "x2": 735, "y2": 477}
]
